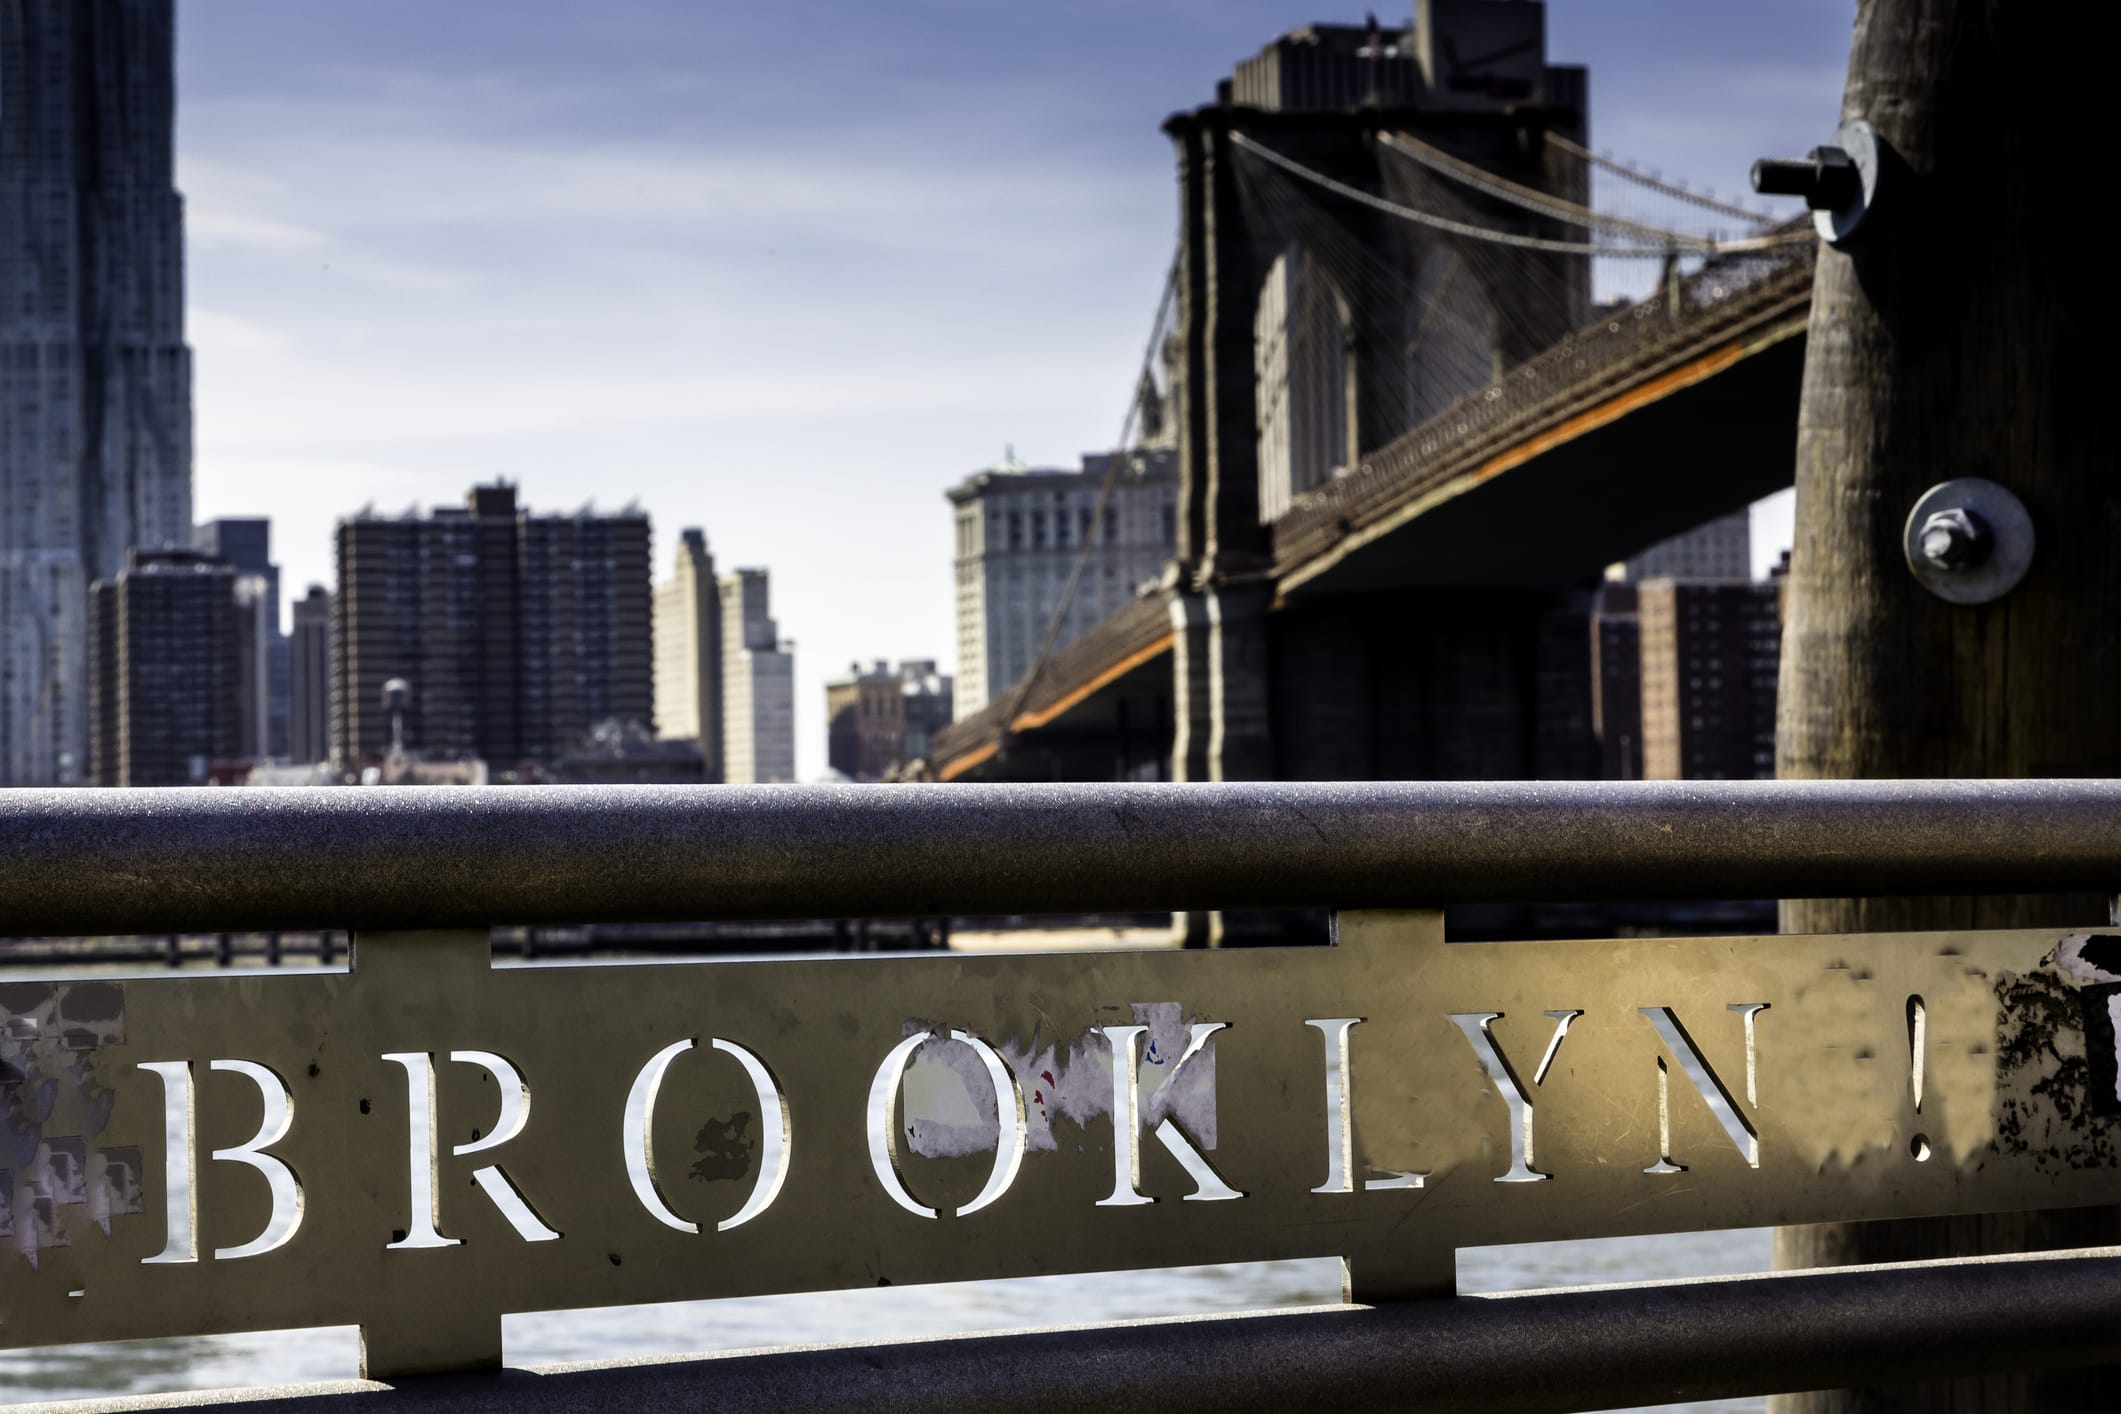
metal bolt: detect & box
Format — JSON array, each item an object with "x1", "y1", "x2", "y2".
[
  {"x1": 1903, "y1": 479, "x2": 2033, "y2": 605},
  {"x1": 1917, "y1": 507, "x2": 1992, "y2": 571},
  {"x1": 1754, "y1": 122, "x2": 1884, "y2": 249},
  {"x1": 1750, "y1": 146, "x2": 1861, "y2": 210}
]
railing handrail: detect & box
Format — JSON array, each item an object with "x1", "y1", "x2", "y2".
[
  {"x1": 3, "y1": 778, "x2": 2115, "y2": 936},
  {"x1": 14, "y1": 1248, "x2": 2119, "y2": 1413}
]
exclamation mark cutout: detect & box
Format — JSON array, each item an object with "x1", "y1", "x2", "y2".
[{"x1": 1907, "y1": 995, "x2": 1930, "y2": 1162}]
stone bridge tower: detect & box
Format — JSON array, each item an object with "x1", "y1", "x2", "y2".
[{"x1": 1164, "y1": 10, "x2": 1591, "y2": 798}]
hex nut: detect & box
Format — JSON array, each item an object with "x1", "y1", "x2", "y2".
[{"x1": 1917, "y1": 508, "x2": 1991, "y2": 570}]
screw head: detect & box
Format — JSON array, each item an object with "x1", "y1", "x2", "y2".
[{"x1": 1917, "y1": 508, "x2": 1991, "y2": 570}]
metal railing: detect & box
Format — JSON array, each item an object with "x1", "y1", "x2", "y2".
[
  {"x1": 929, "y1": 593, "x2": 1173, "y2": 773},
  {"x1": 3, "y1": 778, "x2": 2114, "y2": 936},
  {"x1": 2, "y1": 779, "x2": 2117, "y2": 1413}
]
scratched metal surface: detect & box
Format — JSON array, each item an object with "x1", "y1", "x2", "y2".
[
  {"x1": 2, "y1": 915, "x2": 2116, "y2": 1379},
  {"x1": 3, "y1": 779, "x2": 2119, "y2": 936}
]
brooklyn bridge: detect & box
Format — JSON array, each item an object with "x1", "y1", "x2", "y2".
[{"x1": 935, "y1": 35, "x2": 1816, "y2": 803}]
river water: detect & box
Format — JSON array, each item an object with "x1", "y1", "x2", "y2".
[
  {"x1": 4, "y1": 1231, "x2": 1771, "y2": 1411},
  {"x1": 3, "y1": 951, "x2": 1770, "y2": 1412}
]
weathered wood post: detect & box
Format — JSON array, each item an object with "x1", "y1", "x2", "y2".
[{"x1": 1768, "y1": 0, "x2": 2118, "y2": 1409}]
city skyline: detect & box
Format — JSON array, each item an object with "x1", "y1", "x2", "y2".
[{"x1": 175, "y1": 2, "x2": 1845, "y2": 779}]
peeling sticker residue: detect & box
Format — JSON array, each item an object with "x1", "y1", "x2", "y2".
[
  {"x1": 1, "y1": 983, "x2": 138, "y2": 1267},
  {"x1": 88, "y1": 1147, "x2": 144, "y2": 1230},
  {"x1": 2091, "y1": 988, "x2": 2121, "y2": 1120},
  {"x1": 896, "y1": 1003, "x2": 1221, "y2": 1160},
  {"x1": 2040, "y1": 937, "x2": 2121, "y2": 1119},
  {"x1": 2106, "y1": 994, "x2": 2121, "y2": 1111},
  {"x1": 2055, "y1": 933, "x2": 2121, "y2": 986},
  {"x1": 1990, "y1": 965, "x2": 2121, "y2": 1172}
]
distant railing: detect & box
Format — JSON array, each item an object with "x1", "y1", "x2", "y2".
[
  {"x1": 2, "y1": 779, "x2": 2117, "y2": 1412},
  {"x1": 930, "y1": 591, "x2": 1174, "y2": 774}
]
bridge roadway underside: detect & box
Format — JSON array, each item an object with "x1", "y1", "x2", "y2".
[
  {"x1": 961, "y1": 586, "x2": 1599, "y2": 786},
  {"x1": 1284, "y1": 328, "x2": 1808, "y2": 596},
  {"x1": 945, "y1": 327, "x2": 1806, "y2": 787}
]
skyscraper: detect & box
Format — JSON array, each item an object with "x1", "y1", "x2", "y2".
[
  {"x1": 719, "y1": 569, "x2": 794, "y2": 785},
  {"x1": 195, "y1": 517, "x2": 288, "y2": 758},
  {"x1": 331, "y1": 483, "x2": 653, "y2": 774},
  {"x1": 88, "y1": 549, "x2": 240, "y2": 787},
  {"x1": 288, "y1": 585, "x2": 333, "y2": 766},
  {"x1": 652, "y1": 528, "x2": 723, "y2": 780},
  {"x1": 2, "y1": 1, "x2": 194, "y2": 784}
]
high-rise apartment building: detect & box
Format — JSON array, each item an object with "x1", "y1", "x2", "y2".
[
  {"x1": 947, "y1": 448, "x2": 1177, "y2": 719},
  {"x1": 230, "y1": 575, "x2": 275, "y2": 762},
  {"x1": 517, "y1": 503, "x2": 655, "y2": 760},
  {"x1": 2, "y1": 1, "x2": 193, "y2": 784},
  {"x1": 331, "y1": 483, "x2": 653, "y2": 773},
  {"x1": 88, "y1": 549, "x2": 240, "y2": 787},
  {"x1": 289, "y1": 585, "x2": 332, "y2": 765},
  {"x1": 1595, "y1": 510, "x2": 1764, "y2": 781},
  {"x1": 720, "y1": 568, "x2": 794, "y2": 784},
  {"x1": 1589, "y1": 583, "x2": 1644, "y2": 780},
  {"x1": 898, "y1": 660, "x2": 953, "y2": 766},
  {"x1": 1633, "y1": 578, "x2": 1781, "y2": 781},
  {"x1": 652, "y1": 528, "x2": 723, "y2": 780},
  {"x1": 196, "y1": 517, "x2": 288, "y2": 758}
]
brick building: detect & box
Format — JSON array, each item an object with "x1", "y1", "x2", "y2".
[
  {"x1": 1631, "y1": 578, "x2": 1781, "y2": 781},
  {"x1": 825, "y1": 659, "x2": 954, "y2": 781}
]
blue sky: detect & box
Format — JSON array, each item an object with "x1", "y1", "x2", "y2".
[{"x1": 176, "y1": 1, "x2": 1853, "y2": 778}]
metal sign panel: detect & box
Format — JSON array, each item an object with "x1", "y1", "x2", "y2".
[{"x1": 4, "y1": 915, "x2": 2117, "y2": 1376}]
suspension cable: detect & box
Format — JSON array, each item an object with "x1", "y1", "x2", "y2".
[
  {"x1": 1232, "y1": 132, "x2": 1811, "y2": 258},
  {"x1": 1000, "y1": 255, "x2": 1180, "y2": 734},
  {"x1": 1379, "y1": 130, "x2": 1739, "y2": 249},
  {"x1": 1544, "y1": 131, "x2": 1775, "y2": 226}
]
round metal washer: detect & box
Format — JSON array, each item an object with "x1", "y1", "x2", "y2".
[
  {"x1": 1903, "y1": 477, "x2": 2035, "y2": 605},
  {"x1": 1816, "y1": 119, "x2": 1881, "y2": 247}
]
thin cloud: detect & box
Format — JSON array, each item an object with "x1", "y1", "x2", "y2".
[
  {"x1": 188, "y1": 208, "x2": 329, "y2": 252},
  {"x1": 180, "y1": 2, "x2": 1838, "y2": 781}
]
